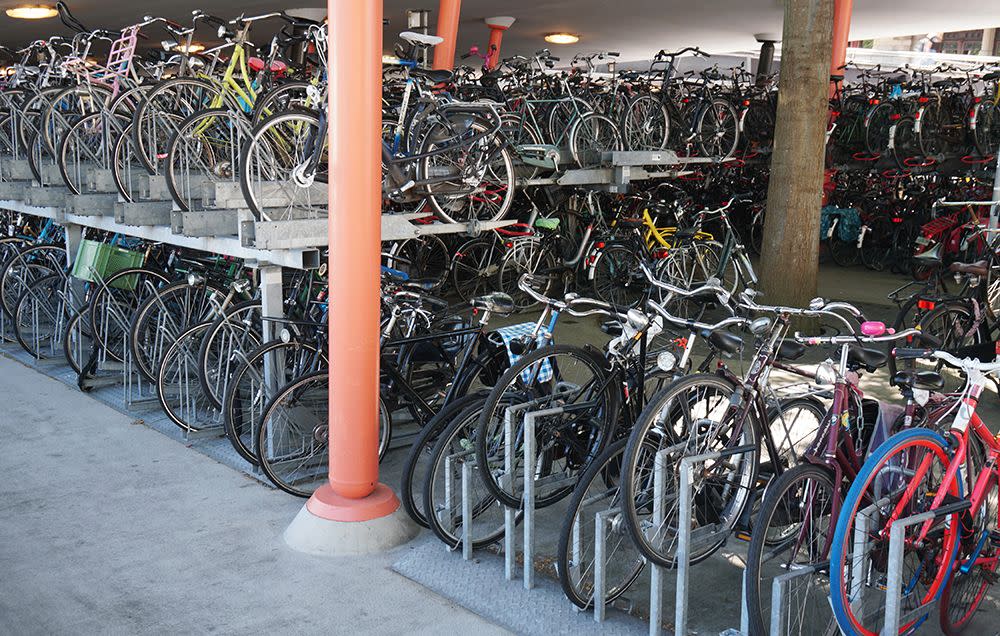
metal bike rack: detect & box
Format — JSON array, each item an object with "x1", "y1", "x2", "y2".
[
  {"x1": 881, "y1": 498, "x2": 972, "y2": 635},
  {"x1": 768, "y1": 561, "x2": 828, "y2": 636}
]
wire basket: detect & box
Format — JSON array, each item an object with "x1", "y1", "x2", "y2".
[{"x1": 71, "y1": 239, "x2": 145, "y2": 290}]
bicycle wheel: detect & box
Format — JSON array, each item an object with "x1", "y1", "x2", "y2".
[
  {"x1": 696, "y1": 99, "x2": 739, "y2": 158},
  {"x1": 257, "y1": 371, "x2": 390, "y2": 497},
  {"x1": 905, "y1": 302, "x2": 983, "y2": 392},
  {"x1": 223, "y1": 338, "x2": 326, "y2": 465},
  {"x1": 622, "y1": 94, "x2": 669, "y2": 151},
  {"x1": 156, "y1": 322, "x2": 220, "y2": 432},
  {"x1": 556, "y1": 438, "x2": 646, "y2": 609},
  {"x1": 111, "y1": 122, "x2": 142, "y2": 202},
  {"x1": 401, "y1": 391, "x2": 490, "y2": 528},
  {"x1": 449, "y1": 237, "x2": 499, "y2": 303},
  {"x1": 424, "y1": 399, "x2": 516, "y2": 549},
  {"x1": 547, "y1": 97, "x2": 592, "y2": 143},
  {"x1": 58, "y1": 112, "x2": 129, "y2": 195},
  {"x1": 475, "y1": 344, "x2": 619, "y2": 510},
  {"x1": 63, "y1": 307, "x2": 94, "y2": 376},
  {"x1": 973, "y1": 103, "x2": 1000, "y2": 158},
  {"x1": 128, "y1": 279, "x2": 225, "y2": 383},
  {"x1": 1, "y1": 244, "x2": 64, "y2": 317},
  {"x1": 761, "y1": 397, "x2": 825, "y2": 475},
  {"x1": 496, "y1": 237, "x2": 557, "y2": 310},
  {"x1": 196, "y1": 299, "x2": 263, "y2": 409},
  {"x1": 864, "y1": 103, "x2": 894, "y2": 156},
  {"x1": 13, "y1": 271, "x2": 65, "y2": 358},
  {"x1": 132, "y1": 78, "x2": 224, "y2": 174},
  {"x1": 384, "y1": 236, "x2": 451, "y2": 291},
  {"x1": 166, "y1": 108, "x2": 253, "y2": 211},
  {"x1": 939, "y1": 478, "x2": 998, "y2": 634},
  {"x1": 569, "y1": 112, "x2": 622, "y2": 168},
  {"x1": 829, "y1": 428, "x2": 960, "y2": 636},
  {"x1": 421, "y1": 119, "x2": 516, "y2": 223},
  {"x1": 744, "y1": 463, "x2": 839, "y2": 636},
  {"x1": 239, "y1": 108, "x2": 327, "y2": 221},
  {"x1": 827, "y1": 235, "x2": 859, "y2": 267},
  {"x1": 621, "y1": 373, "x2": 755, "y2": 568},
  {"x1": 590, "y1": 242, "x2": 645, "y2": 310},
  {"x1": 88, "y1": 267, "x2": 170, "y2": 363}
]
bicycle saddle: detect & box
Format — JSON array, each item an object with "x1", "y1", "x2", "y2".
[
  {"x1": 411, "y1": 67, "x2": 453, "y2": 83},
  {"x1": 891, "y1": 369, "x2": 945, "y2": 390},
  {"x1": 471, "y1": 292, "x2": 514, "y2": 316},
  {"x1": 886, "y1": 74, "x2": 907, "y2": 85},
  {"x1": 776, "y1": 340, "x2": 806, "y2": 362},
  {"x1": 706, "y1": 329, "x2": 743, "y2": 355},
  {"x1": 949, "y1": 260, "x2": 988, "y2": 277},
  {"x1": 932, "y1": 79, "x2": 956, "y2": 88},
  {"x1": 400, "y1": 31, "x2": 443, "y2": 47},
  {"x1": 983, "y1": 71, "x2": 1000, "y2": 81},
  {"x1": 616, "y1": 217, "x2": 644, "y2": 230},
  {"x1": 830, "y1": 74, "x2": 844, "y2": 82},
  {"x1": 403, "y1": 278, "x2": 444, "y2": 295},
  {"x1": 847, "y1": 345, "x2": 888, "y2": 371}
]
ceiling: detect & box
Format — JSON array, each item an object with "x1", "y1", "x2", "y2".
[{"x1": 0, "y1": 0, "x2": 996, "y2": 61}]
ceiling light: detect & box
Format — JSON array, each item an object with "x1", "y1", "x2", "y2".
[
  {"x1": 175, "y1": 43, "x2": 205, "y2": 54},
  {"x1": 545, "y1": 33, "x2": 579, "y2": 45},
  {"x1": 6, "y1": 5, "x2": 58, "y2": 19}
]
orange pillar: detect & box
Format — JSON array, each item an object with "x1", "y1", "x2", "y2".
[
  {"x1": 433, "y1": 0, "x2": 461, "y2": 70},
  {"x1": 829, "y1": 0, "x2": 853, "y2": 96},
  {"x1": 307, "y1": 0, "x2": 398, "y2": 522},
  {"x1": 485, "y1": 26, "x2": 506, "y2": 70}
]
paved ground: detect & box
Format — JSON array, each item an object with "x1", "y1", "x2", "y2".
[
  {"x1": 0, "y1": 354, "x2": 507, "y2": 636},
  {"x1": 2, "y1": 263, "x2": 999, "y2": 635}
]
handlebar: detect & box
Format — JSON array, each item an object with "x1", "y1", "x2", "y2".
[{"x1": 794, "y1": 327, "x2": 921, "y2": 346}]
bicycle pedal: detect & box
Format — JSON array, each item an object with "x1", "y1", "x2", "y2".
[
  {"x1": 990, "y1": 530, "x2": 1000, "y2": 547},
  {"x1": 734, "y1": 531, "x2": 752, "y2": 542}
]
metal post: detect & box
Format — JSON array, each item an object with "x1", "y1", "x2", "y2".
[
  {"x1": 990, "y1": 151, "x2": 1000, "y2": 228},
  {"x1": 432, "y1": 0, "x2": 461, "y2": 71},
  {"x1": 461, "y1": 458, "x2": 473, "y2": 560},
  {"x1": 503, "y1": 402, "x2": 535, "y2": 580},
  {"x1": 883, "y1": 499, "x2": 971, "y2": 634},
  {"x1": 649, "y1": 448, "x2": 669, "y2": 636},
  {"x1": 675, "y1": 456, "x2": 696, "y2": 635},
  {"x1": 522, "y1": 409, "x2": 537, "y2": 590},
  {"x1": 593, "y1": 508, "x2": 618, "y2": 622},
  {"x1": 304, "y1": 0, "x2": 400, "y2": 523}
]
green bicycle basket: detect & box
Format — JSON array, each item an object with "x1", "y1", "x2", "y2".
[{"x1": 71, "y1": 240, "x2": 145, "y2": 290}]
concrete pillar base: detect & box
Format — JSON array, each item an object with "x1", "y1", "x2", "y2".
[{"x1": 284, "y1": 485, "x2": 419, "y2": 557}]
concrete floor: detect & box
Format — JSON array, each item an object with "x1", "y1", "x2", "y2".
[
  {"x1": 1, "y1": 263, "x2": 999, "y2": 635},
  {"x1": 0, "y1": 354, "x2": 507, "y2": 635}
]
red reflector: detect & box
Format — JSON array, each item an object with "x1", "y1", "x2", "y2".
[
  {"x1": 504, "y1": 241, "x2": 513, "y2": 248},
  {"x1": 891, "y1": 217, "x2": 903, "y2": 223},
  {"x1": 918, "y1": 96, "x2": 929, "y2": 103},
  {"x1": 970, "y1": 109, "x2": 977, "y2": 118},
  {"x1": 742, "y1": 99, "x2": 750, "y2": 106},
  {"x1": 890, "y1": 113, "x2": 901, "y2": 120},
  {"x1": 595, "y1": 241, "x2": 605, "y2": 249},
  {"x1": 870, "y1": 98, "x2": 880, "y2": 105},
  {"x1": 974, "y1": 97, "x2": 982, "y2": 103},
  {"x1": 917, "y1": 299, "x2": 936, "y2": 310}
]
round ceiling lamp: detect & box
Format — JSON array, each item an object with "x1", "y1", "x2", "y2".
[
  {"x1": 6, "y1": 4, "x2": 58, "y2": 19},
  {"x1": 545, "y1": 33, "x2": 579, "y2": 45}
]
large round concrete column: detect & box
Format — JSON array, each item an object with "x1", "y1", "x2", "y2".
[{"x1": 285, "y1": 0, "x2": 416, "y2": 556}]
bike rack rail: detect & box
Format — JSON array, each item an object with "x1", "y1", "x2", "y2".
[{"x1": 881, "y1": 498, "x2": 972, "y2": 635}]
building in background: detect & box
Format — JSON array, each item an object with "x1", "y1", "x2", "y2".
[{"x1": 849, "y1": 28, "x2": 999, "y2": 56}]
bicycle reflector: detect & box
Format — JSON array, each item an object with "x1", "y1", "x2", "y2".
[{"x1": 917, "y1": 299, "x2": 936, "y2": 310}]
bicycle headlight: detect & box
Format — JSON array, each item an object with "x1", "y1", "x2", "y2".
[
  {"x1": 750, "y1": 316, "x2": 771, "y2": 336},
  {"x1": 280, "y1": 328, "x2": 291, "y2": 343},
  {"x1": 656, "y1": 351, "x2": 677, "y2": 373},
  {"x1": 815, "y1": 360, "x2": 837, "y2": 385},
  {"x1": 186, "y1": 272, "x2": 205, "y2": 287}
]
